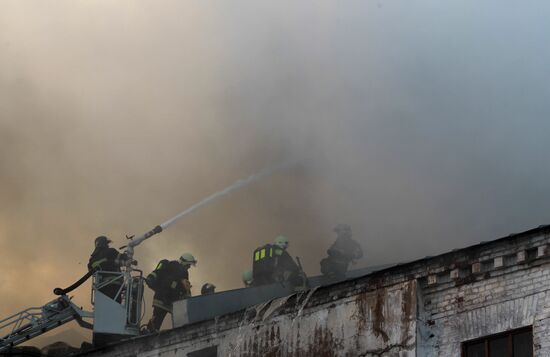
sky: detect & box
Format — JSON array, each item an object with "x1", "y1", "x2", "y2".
[{"x1": 1, "y1": 0, "x2": 550, "y2": 344}]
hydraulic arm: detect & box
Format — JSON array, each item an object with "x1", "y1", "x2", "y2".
[{"x1": 0, "y1": 295, "x2": 92, "y2": 353}]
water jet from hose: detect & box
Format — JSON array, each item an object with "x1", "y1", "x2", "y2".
[{"x1": 125, "y1": 161, "x2": 296, "y2": 260}]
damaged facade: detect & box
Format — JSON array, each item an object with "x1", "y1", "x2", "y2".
[{"x1": 80, "y1": 225, "x2": 550, "y2": 356}]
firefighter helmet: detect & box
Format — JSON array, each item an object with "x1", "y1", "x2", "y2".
[
  {"x1": 242, "y1": 270, "x2": 253, "y2": 286},
  {"x1": 94, "y1": 236, "x2": 111, "y2": 248},
  {"x1": 334, "y1": 224, "x2": 352, "y2": 236},
  {"x1": 179, "y1": 253, "x2": 197, "y2": 266},
  {"x1": 274, "y1": 235, "x2": 289, "y2": 250},
  {"x1": 201, "y1": 283, "x2": 216, "y2": 295}
]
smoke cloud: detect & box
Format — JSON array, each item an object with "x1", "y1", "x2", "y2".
[{"x1": 1, "y1": 0, "x2": 550, "y2": 343}]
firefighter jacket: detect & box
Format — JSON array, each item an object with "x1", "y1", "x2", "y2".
[
  {"x1": 327, "y1": 235, "x2": 363, "y2": 263},
  {"x1": 88, "y1": 247, "x2": 126, "y2": 272},
  {"x1": 88, "y1": 247, "x2": 127, "y2": 297},
  {"x1": 252, "y1": 244, "x2": 300, "y2": 285},
  {"x1": 146, "y1": 260, "x2": 190, "y2": 305}
]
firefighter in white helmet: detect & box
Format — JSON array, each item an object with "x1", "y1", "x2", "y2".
[
  {"x1": 252, "y1": 235, "x2": 306, "y2": 290},
  {"x1": 144, "y1": 253, "x2": 197, "y2": 332}
]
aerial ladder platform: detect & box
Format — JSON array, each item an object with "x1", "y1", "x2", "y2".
[{"x1": 0, "y1": 268, "x2": 143, "y2": 352}]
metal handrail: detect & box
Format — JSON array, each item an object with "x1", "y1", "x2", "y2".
[{"x1": 90, "y1": 270, "x2": 144, "y2": 329}]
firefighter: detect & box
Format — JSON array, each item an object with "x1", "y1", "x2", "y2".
[
  {"x1": 242, "y1": 270, "x2": 253, "y2": 287},
  {"x1": 252, "y1": 235, "x2": 306, "y2": 289},
  {"x1": 145, "y1": 253, "x2": 196, "y2": 332},
  {"x1": 320, "y1": 224, "x2": 363, "y2": 280},
  {"x1": 87, "y1": 236, "x2": 128, "y2": 301}
]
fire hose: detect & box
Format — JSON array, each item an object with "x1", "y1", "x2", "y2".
[{"x1": 53, "y1": 268, "x2": 96, "y2": 296}]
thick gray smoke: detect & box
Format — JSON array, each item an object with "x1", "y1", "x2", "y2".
[{"x1": 1, "y1": 0, "x2": 550, "y2": 344}]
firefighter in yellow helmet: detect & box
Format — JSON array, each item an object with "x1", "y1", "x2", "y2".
[{"x1": 145, "y1": 253, "x2": 196, "y2": 332}]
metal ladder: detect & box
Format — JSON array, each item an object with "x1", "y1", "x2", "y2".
[{"x1": 0, "y1": 295, "x2": 92, "y2": 353}]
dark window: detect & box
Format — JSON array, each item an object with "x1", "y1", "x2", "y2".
[
  {"x1": 187, "y1": 345, "x2": 218, "y2": 357},
  {"x1": 462, "y1": 327, "x2": 532, "y2": 357},
  {"x1": 489, "y1": 336, "x2": 508, "y2": 357},
  {"x1": 514, "y1": 330, "x2": 533, "y2": 357},
  {"x1": 466, "y1": 341, "x2": 485, "y2": 357}
]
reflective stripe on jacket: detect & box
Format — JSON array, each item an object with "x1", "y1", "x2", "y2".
[
  {"x1": 152, "y1": 299, "x2": 172, "y2": 312},
  {"x1": 254, "y1": 246, "x2": 284, "y2": 261}
]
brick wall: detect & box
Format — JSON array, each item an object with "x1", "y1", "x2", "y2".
[{"x1": 417, "y1": 231, "x2": 550, "y2": 356}]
